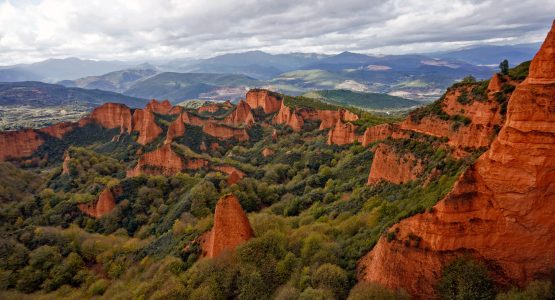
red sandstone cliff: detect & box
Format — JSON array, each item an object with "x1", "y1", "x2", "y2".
[
  {"x1": 146, "y1": 99, "x2": 173, "y2": 115},
  {"x1": 86, "y1": 103, "x2": 133, "y2": 133},
  {"x1": 223, "y1": 100, "x2": 255, "y2": 126},
  {"x1": 202, "y1": 194, "x2": 254, "y2": 258},
  {"x1": 358, "y1": 20, "x2": 555, "y2": 299},
  {"x1": 0, "y1": 129, "x2": 44, "y2": 161},
  {"x1": 203, "y1": 123, "x2": 249, "y2": 141},
  {"x1": 246, "y1": 89, "x2": 282, "y2": 114},
  {"x1": 273, "y1": 101, "x2": 304, "y2": 131},
  {"x1": 327, "y1": 119, "x2": 357, "y2": 145},
  {"x1": 128, "y1": 144, "x2": 208, "y2": 176},
  {"x1": 78, "y1": 188, "x2": 116, "y2": 218},
  {"x1": 367, "y1": 143, "x2": 424, "y2": 185},
  {"x1": 132, "y1": 109, "x2": 163, "y2": 145},
  {"x1": 165, "y1": 114, "x2": 187, "y2": 144}
]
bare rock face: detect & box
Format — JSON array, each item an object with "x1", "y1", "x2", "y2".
[
  {"x1": 132, "y1": 109, "x2": 163, "y2": 145},
  {"x1": 203, "y1": 123, "x2": 249, "y2": 141},
  {"x1": 40, "y1": 122, "x2": 78, "y2": 139},
  {"x1": 128, "y1": 144, "x2": 185, "y2": 176},
  {"x1": 146, "y1": 99, "x2": 173, "y2": 115},
  {"x1": 227, "y1": 171, "x2": 242, "y2": 185},
  {"x1": 327, "y1": 119, "x2": 357, "y2": 145},
  {"x1": 246, "y1": 89, "x2": 282, "y2": 114},
  {"x1": 367, "y1": 143, "x2": 423, "y2": 185},
  {"x1": 223, "y1": 100, "x2": 255, "y2": 126},
  {"x1": 86, "y1": 103, "x2": 133, "y2": 133},
  {"x1": 78, "y1": 188, "x2": 116, "y2": 218},
  {"x1": 273, "y1": 102, "x2": 304, "y2": 131},
  {"x1": 358, "y1": 21, "x2": 555, "y2": 299},
  {"x1": 62, "y1": 151, "x2": 71, "y2": 175},
  {"x1": 198, "y1": 103, "x2": 221, "y2": 113},
  {"x1": 202, "y1": 194, "x2": 254, "y2": 258},
  {"x1": 488, "y1": 73, "x2": 504, "y2": 93},
  {"x1": 262, "y1": 148, "x2": 274, "y2": 157},
  {"x1": 400, "y1": 80, "x2": 505, "y2": 152},
  {"x1": 526, "y1": 20, "x2": 555, "y2": 84},
  {"x1": 361, "y1": 124, "x2": 397, "y2": 147},
  {"x1": 165, "y1": 114, "x2": 187, "y2": 144},
  {"x1": 0, "y1": 129, "x2": 44, "y2": 161}
]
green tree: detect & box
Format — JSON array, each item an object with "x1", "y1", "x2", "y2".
[
  {"x1": 311, "y1": 263, "x2": 349, "y2": 298},
  {"x1": 500, "y1": 59, "x2": 509, "y2": 75},
  {"x1": 438, "y1": 257, "x2": 495, "y2": 300}
]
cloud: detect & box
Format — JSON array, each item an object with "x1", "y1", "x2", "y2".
[{"x1": 0, "y1": 0, "x2": 553, "y2": 64}]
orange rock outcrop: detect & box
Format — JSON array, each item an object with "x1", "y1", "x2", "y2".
[
  {"x1": 202, "y1": 194, "x2": 254, "y2": 258},
  {"x1": 40, "y1": 122, "x2": 78, "y2": 139},
  {"x1": 361, "y1": 124, "x2": 397, "y2": 146},
  {"x1": 86, "y1": 103, "x2": 133, "y2": 133},
  {"x1": 273, "y1": 101, "x2": 304, "y2": 131},
  {"x1": 223, "y1": 100, "x2": 255, "y2": 126},
  {"x1": 78, "y1": 188, "x2": 116, "y2": 218},
  {"x1": 262, "y1": 148, "x2": 274, "y2": 157},
  {"x1": 0, "y1": 129, "x2": 44, "y2": 161},
  {"x1": 128, "y1": 144, "x2": 185, "y2": 176},
  {"x1": 367, "y1": 143, "x2": 424, "y2": 184},
  {"x1": 327, "y1": 119, "x2": 357, "y2": 145},
  {"x1": 146, "y1": 99, "x2": 173, "y2": 115},
  {"x1": 246, "y1": 89, "x2": 282, "y2": 114},
  {"x1": 132, "y1": 109, "x2": 163, "y2": 145},
  {"x1": 358, "y1": 21, "x2": 555, "y2": 299},
  {"x1": 62, "y1": 151, "x2": 71, "y2": 175},
  {"x1": 203, "y1": 123, "x2": 249, "y2": 141},
  {"x1": 165, "y1": 114, "x2": 186, "y2": 144}
]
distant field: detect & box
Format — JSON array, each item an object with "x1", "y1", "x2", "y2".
[{"x1": 302, "y1": 89, "x2": 422, "y2": 111}]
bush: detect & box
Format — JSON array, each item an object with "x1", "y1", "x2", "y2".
[
  {"x1": 437, "y1": 257, "x2": 495, "y2": 300},
  {"x1": 496, "y1": 280, "x2": 554, "y2": 300},
  {"x1": 311, "y1": 263, "x2": 349, "y2": 298},
  {"x1": 348, "y1": 282, "x2": 410, "y2": 300},
  {"x1": 88, "y1": 278, "x2": 109, "y2": 296}
]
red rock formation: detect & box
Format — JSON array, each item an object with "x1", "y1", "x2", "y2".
[
  {"x1": 198, "y1": 103, "x2": 221, "y2": 113},
  {"x1": 361, "y1": 124, "x2": 396, "y2": 147},
  {"x1": 227, "y1": 171, "x2": 242, "y2": 185},
  {"x1": 0, "y1": 129, "x2": 44, "y2": 161},
  {"x1": 358, "y1": 22, "x2": 555, "y2": 299},
  {"x1": 202, "y1": 194, "x2": 254, "y2": 258},
  {"x1": 86, "y1": 103, "x2": 133, "y2": 133},
  {"x1": 212, "y1": 165, "x2": 246, "y2": 180},
  {"x1": 273, "y1": 102, "x2": 304, "y2": 131},
  {"x1": 327, "y1": 119, "x2": 357, "y2": 145},
  {"x1": 185, "y1": 158, "x2": 208, "y2": 170},
  {"x1": 223, "y1": 100, "x2": 255, "y2": 126},
  {"x1": 169, "y1": 105, "x2": 184, "y2": 115},
  {"x1": 146, "y1": 99, "x2": 173, "y2": 115},
  {"x1": 262, "y1": 148, "x2": 274, "y2": 157},
  {"x1": 128, "y1": 144, "x2": 184, "y2": 176},
  {"x1": 272, "y1": 129, "x2": 278, "y2": 142},
  {"x1": 367, "y1": 143, "x2": 424, "y2": 184},
  {"x1": 62, "y1": 151, "x2": 71, "y2": 175},
  {"x1": 78, "y1": 188, "x2": 116, "y2": 218},
  {"x1": 246, "y1": 89, "x2": 282, "y2": 114},
  {"x1": 132, "y1": 109, "x2": 163, "y2": 145},
  {"x1": 203, "y1": 123, "x2": 249, "y2": 141},
  {"x1": 40, "y1": 122, "x2": 78, "y2": 139},
  {"x1": 488, "y1": 73, "x2": 504, "y2": 93},
  {"x1": 165, "y1": 114, "x2": 186, "y2": 144}
]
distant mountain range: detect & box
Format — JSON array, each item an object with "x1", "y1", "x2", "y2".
[
  {"x1": 0, "y1": 81, "x2": 147, "y2": 108},
  {"x1": 0, "y1": 43, "x2": 540, "y2": 104}
]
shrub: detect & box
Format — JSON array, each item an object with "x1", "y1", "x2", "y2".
[
  {"x1": 348, "y1": 282, "x2": 410, "y2": 300},
  {"x1": 437, "y1": 257, "x2": 495, "y2": 300},
  {"x1": 311, "y1": 263, "x2": 349, "y2": 298},
  {"x1": 88, "y1": 278, "x2": 109, "y2": 296}
]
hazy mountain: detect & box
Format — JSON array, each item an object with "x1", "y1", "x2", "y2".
[
  {"x1": 163, "y1": 51, "x2": 327, "y2": 79},
  {"x1": 0, "y1": 69, "x2": 43, "y2": 82},
  {"x1": 430, "y1": 43, "x2": 541, "y2": 66},
  {"x1": 123, "y1": 72, "x2": 261, "y2": 102},
  {"x1": 59, "y1": 68, "x2": 158, "y2": 93},
  {"x1": 0, "y1": 81, "x2": 147, "y2": 107},
  {"x1": 0, "y1": 58, "x2": 138, "y2": 82}
]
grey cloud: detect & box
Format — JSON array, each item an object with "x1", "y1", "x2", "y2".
[{"x1": 0, "y1": 0, "x2": 553, "y2": 64}]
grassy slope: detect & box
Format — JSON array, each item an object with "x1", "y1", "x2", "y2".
[{"x1": 302, "y1": 89, "x2": 421, "y2": 110}]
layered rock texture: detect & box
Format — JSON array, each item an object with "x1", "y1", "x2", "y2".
[
  {"x1": 327, "y1": 119, "x2": 357, "y2": 145},
  {"x1": 145, "y1": 99, "x2": 173, "y2": 115},
  {"x1": 201, "y1": 194, "x2": 254, "y2": 258},
  {"x1": 223, "y1": 100, "x2": 255, "y2": 126},
  {"x1": 0, "y1": 129, "x2": 44, "y2": 161},
  {"x1": 246, "y1": 89, "x2": 282, "y2": 114},
  {"x1": 78, "y1": 188, "x2": 116, "y2": 218},
  {"x1": 367, "y1": 144, "x2": 423, "y2": 185},
  {"x1": 132, "y1": 109, "x2": 163, "y2": 145},
  {"x1": 358, "y1": 21, "x2": 555, "y2": 299}
]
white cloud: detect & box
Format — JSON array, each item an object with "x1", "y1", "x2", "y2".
[{"x1": 0, "y1": 0, "x2": 553, "y2": 64}]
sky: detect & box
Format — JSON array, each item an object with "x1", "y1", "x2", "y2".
[{"x1": 0, "y1": 0, "x2": 554, "y2": 65}]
